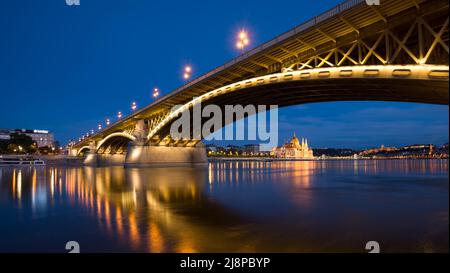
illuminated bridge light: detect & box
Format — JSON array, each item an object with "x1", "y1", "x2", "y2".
[
  {"x1": 183, "y1": 66, "x2": 192, "y2": 80},
  {"x1": 236, "y1": 30, "x2": 249, "y2": 50},
  {"x1": 153, "y1": 88, "x2": 160, "y2": 98}
]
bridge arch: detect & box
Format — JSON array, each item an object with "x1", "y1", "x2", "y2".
[
  {"x1": 77, "y1": 146, "x2": 91, "y2": 156},
  {"x1": 96, "y1": 132, "x2": 136, "y2": 154},
  {"x1": 146, "y1": 64, "x2": 449, "y2": 142}
]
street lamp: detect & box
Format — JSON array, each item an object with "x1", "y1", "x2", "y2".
[
  {"x1": 106, "y1": 118, "x2": 110, "y2": 126},
  {"x1": 98, "y1": 124, "x2": 102, "y2": 131},
  {"x1": 183, "y1": 66, "x2": 192, "y2": 81},
  {"x1": 131, "y1": 101, "x2": 137, "y2": 111},
  {"x1": 236, "y1": 30, "x2": 250, "y2": 51},
  {"x1": 118, "y1": 111, "x2": 123, "y2": 119},
  {"x1": 153, "y1": 88, "x2": 160, "y2": 98}
]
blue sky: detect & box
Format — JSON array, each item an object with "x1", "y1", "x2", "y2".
[{"x1": 0, "y1": 0, "x2": 448, "y2": 149}]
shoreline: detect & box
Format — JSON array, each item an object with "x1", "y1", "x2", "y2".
[
  {"x1": 0, "y1": 155, "x2": 448, "y2": 168},
  {"x1": 207, "y1": 157, "x2": 449, "y2": 161}
]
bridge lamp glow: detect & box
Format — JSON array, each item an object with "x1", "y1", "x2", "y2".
[
  {"x1": 131, "y1": 102, "x2": 137, "y2": 111},
  {"x1": 98, "y1": 124, "x2": 102, "y2": 131},
  {"x1": 153, "y1": 88, "x2": 160, "y2": 98},
  {"x1": 183, "y1": 66, "x2": 192, "y2": 80},
  {"x1": 91, "y1": 129, "x2": 94, "y2": 134},
  {"x1": 117, "y1": 111, "x2": 123, "y2": 119},
  {"x1": 236, "y1": 30, "x2": 250, "y2": 50},
  {"x1": 106, "y1": 118, "x2": 110, "y2": 126}
]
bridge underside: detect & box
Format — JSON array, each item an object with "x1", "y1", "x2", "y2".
[{"x1": 210, "y1": 78, "x2": 448, "y2": 107}]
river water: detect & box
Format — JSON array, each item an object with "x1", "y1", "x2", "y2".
[{"x1": 0, "y1": 159, "x2": 448, "y2": 253}]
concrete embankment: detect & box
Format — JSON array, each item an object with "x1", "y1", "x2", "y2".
[{"x1": 40, "y1": 155, "x2": 85, "y2": 166}]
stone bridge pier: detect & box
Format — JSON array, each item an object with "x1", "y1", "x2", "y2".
[
  {"x1": 74, "y1": 120, "x2": 207, "y2": 167},
  {"x1": 124, "y1": 120, "x2": 207, "y2": 167}
]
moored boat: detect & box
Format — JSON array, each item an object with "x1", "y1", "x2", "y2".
[{"x1": 0, "y1": 156, "x2": 46, "y2": 166}]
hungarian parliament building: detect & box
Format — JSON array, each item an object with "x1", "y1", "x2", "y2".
[{"x1": 272, "y1": 133, "x2": 314, "y2": 159}]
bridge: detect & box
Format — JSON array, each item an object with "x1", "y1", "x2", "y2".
[{"x1": 70, "y1": 0, "x2": 449, "y2": 166}]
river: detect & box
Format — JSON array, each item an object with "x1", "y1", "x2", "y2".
[{"x1": 0, "y1": 159, "x2": 448, "y2": 252}]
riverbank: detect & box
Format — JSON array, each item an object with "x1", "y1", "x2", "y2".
[
  {"x1": 0, "y1": 155, "x2": 85, "y2": 166},
  {"x1": 208, "y1": 157, "x2": 448, "y2": 161}
]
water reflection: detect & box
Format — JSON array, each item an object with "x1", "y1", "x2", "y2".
[{"x1": 0, "y1": 159, "x2": 448, "y2": 252}]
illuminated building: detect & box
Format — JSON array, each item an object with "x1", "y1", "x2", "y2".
[
  {"x1": 359, "y1": 144, "x2": 397, "y2": 156},
  {"x1": 0, "y1": 128, "x2": 55, "y2": 147},
  {"x1": 272, "y1": 133, "x2": 314, "y2": 159}
]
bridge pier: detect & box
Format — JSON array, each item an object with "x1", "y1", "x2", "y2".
[
  {"x1": 124, "y1": 143, "x2": 207, "y2": 167},
  {"x1": 84, "y1": 153, "x2": 127, "y2": 166}
]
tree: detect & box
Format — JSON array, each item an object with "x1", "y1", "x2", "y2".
[{"x1": 8, "y1": 133, "x2": 35, "y2": 154}]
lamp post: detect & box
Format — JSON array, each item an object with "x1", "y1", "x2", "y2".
[
  {"x1": 236, "y1": 30, "x2": 250, "y2": 51},
  {"x1": 183, "y1": 66, "x2": 192, "y2": 81},
  {"x1": 153, "y1": 88, "x2": 160, "y2": 98}
]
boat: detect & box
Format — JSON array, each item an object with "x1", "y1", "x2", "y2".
[{"x1": 0, "y1": 156, "x2": 46, "y2": 166}]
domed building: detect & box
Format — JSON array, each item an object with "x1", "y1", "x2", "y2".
[{"x1": 272, "y1": 133, "x2": 314, "y2": 159}]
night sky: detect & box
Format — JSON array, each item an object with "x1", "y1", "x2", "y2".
[{"x1": 0, "y1": 0, "x2": 448, "y2": 149}]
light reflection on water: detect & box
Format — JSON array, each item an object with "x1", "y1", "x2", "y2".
[{"x1": 0, "y1": 159, "x2": 448, "y2": 253}]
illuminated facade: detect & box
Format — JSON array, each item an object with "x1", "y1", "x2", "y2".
[
  {"x1": 0, "y1": 129, "x2": 55, "y2": 147},
  {"x1": 272, "y1": 133, "x2": 314, "y2": 159}
]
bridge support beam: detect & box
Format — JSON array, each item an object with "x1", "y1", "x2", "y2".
[{"x1": 124, "y1": 143, "x2": 207, "y2": 167}]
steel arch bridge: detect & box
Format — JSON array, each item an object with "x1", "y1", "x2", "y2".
[{"x1": 70, "y1": 0, "x2": 448, "y2": 163}]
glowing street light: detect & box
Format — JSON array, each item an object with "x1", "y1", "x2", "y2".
[
  {"x1": 183, "y1": 66, "x2": 192, "y2": 81},
  {"x1": 91, "y1": 129, "x2": 94, "y2": 135},
  {"x1": 118, "y1": 111, "x2": 123, "y2": 119},
  {"x1": 131, "y1": 101, "x2": 137, "y2": 111},
  {"x1": 98, "y1": 124, "x2": 102, "y2": 131},
  {"x1": 153, "y1": 88, "x2": 160, "y2": 98},
  {"x1": 236, "y1": 30, "x2": 250, "y2": 51},
  {"x1": 106, "y1": 118, "x2": 110, "y2": 126}
]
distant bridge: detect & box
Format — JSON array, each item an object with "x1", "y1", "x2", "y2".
[{"x1": 70, "y1": 0, "x2": 449, "y2": 166}]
